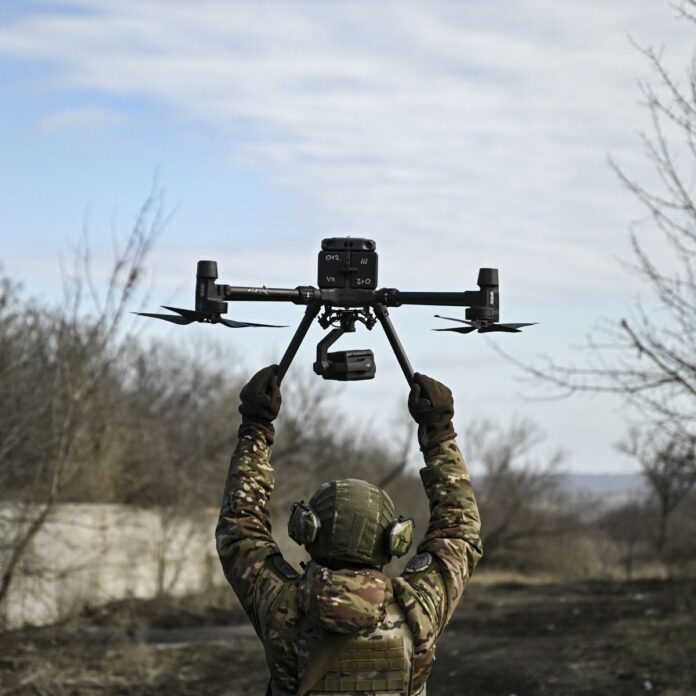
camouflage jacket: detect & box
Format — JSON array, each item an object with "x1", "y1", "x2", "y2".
[{"x1": 216, "y1": 426, "x2": 482, "y2": 695}]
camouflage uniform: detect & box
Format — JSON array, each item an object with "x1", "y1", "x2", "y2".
[{"x1": 216, "y1": 425, "x2": 482, "y2": 695}]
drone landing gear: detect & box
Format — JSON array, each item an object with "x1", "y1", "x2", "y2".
[
  {"x1": 373, "y1": 304, "x2": 416, "y2": 385},
  {"x1": 277, "y1": 302, "x2": 322, "y2": 383}
]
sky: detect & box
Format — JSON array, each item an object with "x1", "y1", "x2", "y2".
[{"x1": 1, "y1": 0, "x2": 693, "y2": 474}]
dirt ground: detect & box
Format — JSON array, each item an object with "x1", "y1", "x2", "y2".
[{"x1": 1, "y1": 577, "x2": 695, "y2": 696}]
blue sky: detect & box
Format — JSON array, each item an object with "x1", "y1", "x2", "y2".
[{"x1": 1, "y1": 0, "x2": 693, "y2": 473}]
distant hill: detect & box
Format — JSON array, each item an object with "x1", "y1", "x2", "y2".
[
  {"x1": 470, "y1": 471, "x2": 647, "y2": 501},
  {"x1": 559, "y1": 472, "x2": 645, "y2": 502}
]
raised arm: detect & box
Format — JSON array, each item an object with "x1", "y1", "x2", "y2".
[
  {"x1": 215, "y1": 365, "x2": 284, "y2": 628},
  {"x1": 393, "y1": 374, "x2": 483, "y2": 690}
]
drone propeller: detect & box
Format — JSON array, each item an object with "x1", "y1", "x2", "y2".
[
  {"x1": 433, "y1": 314, "x2": 536, "y2": 334},
  {"x1": 133, "y1": 306, "x2": 286, "y2": 328},
  {"x1": 133, "y1": 311, "x2": 192, "y2": 325}
]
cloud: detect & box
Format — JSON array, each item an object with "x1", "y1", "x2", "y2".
[
  {"x1": 1, "y1": 0, "x2": 690, "y2": 297},
  {"x1": 2, "y1": 1, "x2": 691, "y2": 303},
  {"x1": 37, "y1": 104, "x2": 127, "y2": 131}
]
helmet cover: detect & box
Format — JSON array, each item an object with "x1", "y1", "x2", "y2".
[{"x1": 304, "y1": 479, "x2": 396, "y2": 567}]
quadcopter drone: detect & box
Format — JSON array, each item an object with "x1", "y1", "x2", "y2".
[{"x1": 136, "y1": 238, "x2": 535, "y2": 387}]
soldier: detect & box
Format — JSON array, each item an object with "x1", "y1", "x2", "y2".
[{"x1": 216, "y1": 365, "x2": 482, "y2": 695}]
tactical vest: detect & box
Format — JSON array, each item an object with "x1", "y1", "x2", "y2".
[{"x1": 285, "y1": 599, "x2": 425, "y2": 696}]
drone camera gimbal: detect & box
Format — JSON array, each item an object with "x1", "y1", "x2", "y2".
[{"x1": 135, "y1": 237, "x2": 535, "y2": 387}]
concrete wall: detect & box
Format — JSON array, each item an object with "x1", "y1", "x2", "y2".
[{"x1": 0, "y1": 503, "x2": 225, "y2": 629}]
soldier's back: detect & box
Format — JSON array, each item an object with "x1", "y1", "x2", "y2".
[{"x1": 264, "y1": 562, "x2": 423, "y2": 696}]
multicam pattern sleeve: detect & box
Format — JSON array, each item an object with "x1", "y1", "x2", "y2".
[
  {"x1": 392, "y1": 436, "x2": 483, "y2": 691},
  {"x1": 215, "y1": 426, "x2": 302, "y2": 692},
  {"x1": 215, "y1": 425, "x2": 283, "y2": 632}
]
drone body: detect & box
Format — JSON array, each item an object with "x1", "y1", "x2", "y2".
[{"x1": 135, "y1": 237, "x2": 535, "y2": 387}]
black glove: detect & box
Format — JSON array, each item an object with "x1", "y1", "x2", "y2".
[
  {"x1": 408, "y1": 373, "x2": 456, "y2": 451},
  {"x1": 238, "y1": 364, "x2": 282, "y2": 443}
]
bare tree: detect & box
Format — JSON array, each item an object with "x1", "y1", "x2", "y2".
[
  {"x1": 618, "y1": 428, "x2": 696, "y2": 559},
  {"x1": 107, "y1": 340, "x2": 245, "y2": 596},
  {"x1": 461, "y1": 418, "x2": 575, "y2": 565},
  {"x1": 598, "y1": 500, "x2": 649, "y2": 580},
  {"x1": 505, "y1": 3, "x2": 696, "y2": 443},
  {"x1": 377, "y1": 416, "x2": 417, "y2": 490},
  {"x1": 0, "y1": 191, "x2": 168, "y2": 609},
  {"x1": 496, "y1": 4, "x2": 696, "y2": 571}
]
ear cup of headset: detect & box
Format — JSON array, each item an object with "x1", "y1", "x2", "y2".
[
  {"x1": 288, "y1": 501, "x2": 321, "y2": 547},
  {"x1": 386, "y1": 516, "x2": 415, "y2": 558}
]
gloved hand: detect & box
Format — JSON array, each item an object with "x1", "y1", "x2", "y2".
[
  {"x1": 238, "y1": 364, "x2": 282, "y2": 444},
  {"x1": 408, "y1": 373, "x2": 456, "y2": 452}
]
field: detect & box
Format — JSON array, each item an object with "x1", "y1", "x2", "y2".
[{"x1": 2, "y1": 577, "x2": 695, "y2": 696}]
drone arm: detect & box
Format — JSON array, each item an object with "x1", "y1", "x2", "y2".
[
  {"x1": 217, "y1": 285, "x2": 491, "y2": 310},
  {"x1": 221, "y1": 285, "x2": 315, "y2": 304},
  {"x1": 221, "y1": 285, "x2": 376, "y2": 307},
  {"x1": 376, "y1": 289, "x2": 483, "y2": 307},
  {"x1": 374, "y1": 304, "x2": 433, "y2": 410}
]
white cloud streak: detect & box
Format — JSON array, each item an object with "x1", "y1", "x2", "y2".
[{"x1": 37, "y1": 104, "x2": 127, "y2": 131}]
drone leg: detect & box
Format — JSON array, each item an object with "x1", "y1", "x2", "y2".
[
  {"x1": 277, "y1": 302, "x2": 322, "y2": 383},
  {"x1": 373, "y1": 303, "x2": 416, "y2": 386}
]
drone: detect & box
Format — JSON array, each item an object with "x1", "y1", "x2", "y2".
[{"x1": 135, "y1": 237, "x2": 535, "y2": 387}]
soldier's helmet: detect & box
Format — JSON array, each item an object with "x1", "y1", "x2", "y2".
[{"x1": 288, "y1": 478, "x2": 414, "y2": 568}]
